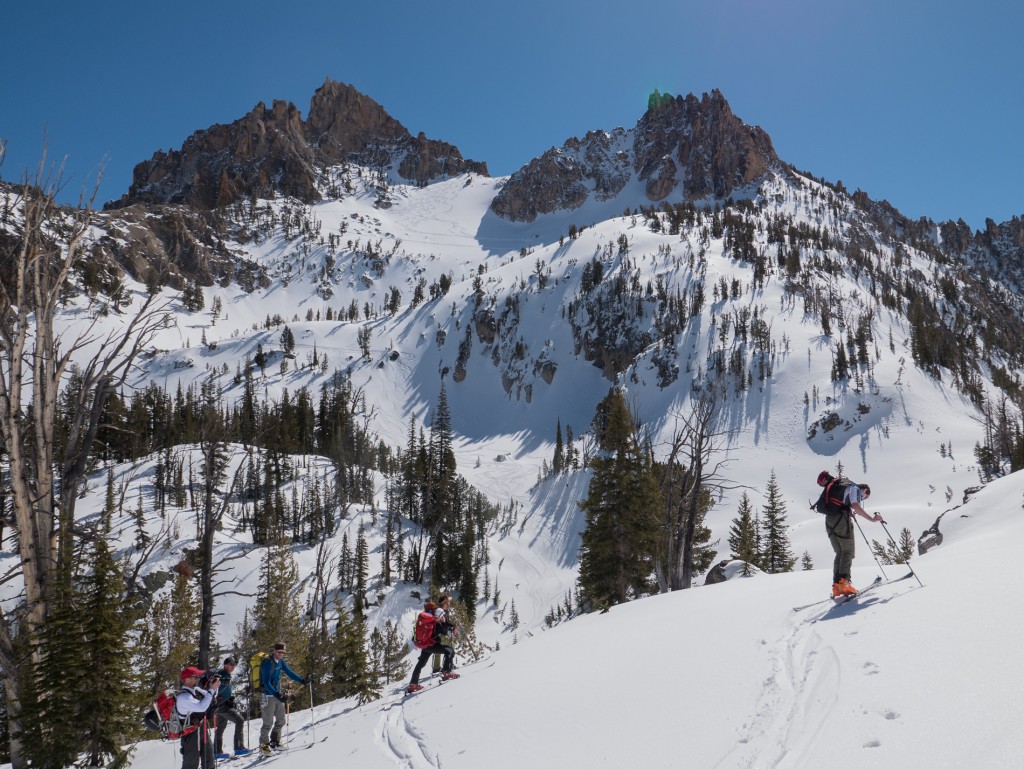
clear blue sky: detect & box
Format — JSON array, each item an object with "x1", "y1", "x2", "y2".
[{"x1": 2, "y1": 0, "x2": 1021, "y2": 230}]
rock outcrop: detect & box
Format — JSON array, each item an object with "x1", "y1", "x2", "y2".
[
  {"x1": 491, "y1": 89, "x2": 780, "y2": 222},
  {"x1": 108, "y1": 78, "x2": 488, "y2": 211}
]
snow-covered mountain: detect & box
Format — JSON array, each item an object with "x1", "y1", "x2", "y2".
[{"x1": 3, "y1": 82, "x2": 1024, "y2": 767}]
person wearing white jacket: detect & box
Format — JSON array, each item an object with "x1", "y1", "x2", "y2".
[{"x1": 176, "y1": 666, "x2": 220, "y2": 769}]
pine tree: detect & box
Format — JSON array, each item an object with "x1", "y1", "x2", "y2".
[
  {"x1": 79, "y1": 539, "x2": 146, "y2": 768},
  {"x1": 760, "y1": 471, "x2": 796, "y2": 573},
  {"x1": 140, "y1": 570, "x2": 200, "y2": 695},
  {"x1": 330, "y1": 603, "x2": 379, "y2": 704},
  {"x1": 368, "y1": 620, "x2": 410, "y2": 686},
  {"x1": 242, "y1": 533, "x2": 309, "y2": 690},
  {"x1": 553, "y1": 419, "x2": 564, "y2": 475},
  {"x1": 728, "y1": 492, "x2": 759, "y2": 575},
  {"x1": 578, "y1": 389, "x2": 661, "y2": 607},
  {"x1": 29, "y1": 581, "x2": 85, "y2": 768},
  {"x1": 354, "y1": 525, "x2": 369, "y2": 620},
  {"x1": 801, "y1": 550, "x2": 814, "y2": 570}
]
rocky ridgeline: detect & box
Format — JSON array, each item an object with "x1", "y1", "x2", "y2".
[
  {"x1": 490, "y1": 89, "x2": 780, "y2": 222},
  {"x1": 107, "y1": 78, "x2": 489, "y2": 210}
]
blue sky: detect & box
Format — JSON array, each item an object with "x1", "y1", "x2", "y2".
[{"x1": 2, "y1": 0, "x2": 1021, "y2": 230}]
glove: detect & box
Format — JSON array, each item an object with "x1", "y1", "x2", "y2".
[
  {"x1": 300, "y1": 678, "x2": 308, "y2": 686},
  {"x1": 274, "y1": 692, "x2": 285, "y2": 703}
]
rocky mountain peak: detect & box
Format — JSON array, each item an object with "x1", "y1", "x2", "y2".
[
  {"x1": 306, "y1": 78, "x2": 409, "y2": 163},
  {"x1": 491, "y1": 89, "x2": 781, "y2": 222},
  {"x1": 107, "y1": 78, "x2": 487, "y2": 211}
]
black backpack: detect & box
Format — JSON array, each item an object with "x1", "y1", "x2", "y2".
[{"x1": 814, "y1": 477, "x2": 851, "y2": 515}]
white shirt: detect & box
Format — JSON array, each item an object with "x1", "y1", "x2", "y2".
[
  {"x1": 842, "y1": 484, "x2": 865, "y2": 507},
  {"x1": 175, "y1": 686, "x2": 214, "y2": 717}
]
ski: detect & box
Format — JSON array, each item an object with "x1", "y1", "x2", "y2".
[
  {"x1": 792, "y1": 572, "x2": 914, "y2": 612},
  {"x1": 830, "y1": 570, "x2": 915, "y2": 607},
  {"x1": 829, "y1": 575, "x2": 883, "y2": 606}
]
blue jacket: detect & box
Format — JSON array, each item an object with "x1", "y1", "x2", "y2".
[{"x1": 260, "y1": 655, "x2": 304, "y2": 696}]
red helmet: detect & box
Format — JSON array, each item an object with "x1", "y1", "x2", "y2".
[{"x1": 817, "y1": 471, "x2": 832, "y2": 487}]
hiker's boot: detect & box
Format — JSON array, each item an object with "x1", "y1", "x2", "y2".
[
  {"x1": 440, "y1": 671, "x2": 460, "y2": 681},
  {"x1": 259, "y1": 744, "x2": 272, "y2": 757},
  {"x1": 838, "y1": 578, "x2": 858, "y2": 596},
  {"x1": 831, "y1": 582, "x2": 845, "y2": 599},
  {"x1": 234, "y1": 748, "x2": 252, "y2": 757},
  {"x1": 406, "y1": 683, "x2": 424, "y2": 693}
]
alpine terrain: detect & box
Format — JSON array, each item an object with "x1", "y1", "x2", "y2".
[{"x1": 1, "y1": 79, "x2": 1021, "y2": 768}]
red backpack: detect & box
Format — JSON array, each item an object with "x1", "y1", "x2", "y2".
[
  {"x1": 142, "y1": 690, "x2": 196, "y2": 739},
  {"x1": 413, "y1": 610, "x2": 437, "y2": 649}
]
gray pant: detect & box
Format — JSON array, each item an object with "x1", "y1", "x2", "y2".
[
  {"x1": 259, "y1": 694, "x2": 286, "y2": 747},
  {"x1": 826, "y1": 512, "x2": 856, "y2": 583},
  {"x1": 214, "y1": 702, "x2": 244, "y2": 752}
]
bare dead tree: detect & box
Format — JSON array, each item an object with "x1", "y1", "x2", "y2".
[
  {"x1": 0, "y1": 147, "x2": 173, "y2": 767},
  {"x1": 658, "y1": 387, "x2": 739, "y2": 590},
  {"x1": 305, "y1": 537, "x2": 337, "y2": 686}
]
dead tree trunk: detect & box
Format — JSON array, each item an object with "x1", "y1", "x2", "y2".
[{"x1": 0, "y1": 148, "x2": 171, "y2": 767}]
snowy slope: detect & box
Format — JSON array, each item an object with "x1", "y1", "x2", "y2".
[{"x1": 123, "y1": 470, "x2": 1023, "y2": 769}]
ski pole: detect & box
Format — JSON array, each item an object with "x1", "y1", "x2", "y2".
[
  {"x1": 853, "y1": 514, "x2": 888, "y2": 581},
  {"x1": 880, "y1": 520, "x2": 925, "y2": 588},
  {"x1": 308, "y1": 682, "x2": 317, "y2": 743}
]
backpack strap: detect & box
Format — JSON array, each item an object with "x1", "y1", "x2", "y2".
[{"x1": 825, "y1": 480, "x2": 850, "y2": 512}]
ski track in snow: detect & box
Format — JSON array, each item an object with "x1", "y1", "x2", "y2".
[
  {"x1": 713, "y1": 607, "x2": 840, "y2": 769},
  {"x1": 377, "y1": 694, "x2": 439, "y2": 769}
]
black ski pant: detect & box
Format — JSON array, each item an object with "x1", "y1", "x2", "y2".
[
  {"x1": 826, "y1": 511, "x2": 856, "y2": 583},
  {"x1": 410, "y1": 643, "x2": 453, "y2": 683},
  {"x1": 214, "y1": 703, "x2": 245, "y2": 752},
  {"x1": 180, "y1": 719, "x2": 215, "y2": 769}
]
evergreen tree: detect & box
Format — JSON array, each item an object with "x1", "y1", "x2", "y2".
[
  {"x1": 426, "y1": 384, "x2": 461, "y2": 588},
  {"x1": 242, "y1": 533, "x2": 309, "y2": 689},
  {"x1": 28, "y1": 582, "x2": 85, "y2": 768},
  {"x1": 79, "y1": 539, "x2": 146, "y2": 768},
  {"x1": 354, "y1": 526, "x2": 369, "y2": 620},
  {"x1": 578, "y1": 389, "x2": 661, "y2": 607},
  {"x1": 760, "y1": 471, "x2": 796, "y2": 573},
  {"x1": 140, "y1": 569, "x2": 200, "y2": 695},
  {"x1": 553, "y1": 419, "x2": 564, "y2": 475},
  {"x1": 872, "y1": 527, "x2": 916, "y2": 564},
  {"x1": 728, "y1": 492, "x2": 759, "y2": 575},
  {"x1": 801, "y1": 550, "x2": 814, "y2": 570},
  {"x1": 368, "y1": 620, "x2": 410, "y2": 687},
  {"x1": 281, "y1": 325, "x2": 296, "y2": 355},
  {"x1": 330, "y1": 603, "x2": 379, "y2": 704}
]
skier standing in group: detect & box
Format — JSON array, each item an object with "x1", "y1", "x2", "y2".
[
  {"x1": 815, "y1": 471, "x2": 885, "y2": 597},
  {"x1": 176, "y1": 666, "x2": 220, "y2": 769},
  {"x1": 258, "y1": 642, "x2": 306, "y2": 755},
  {"x1": 212, "y1": 656, "x2": 251, "y2": 759}
]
